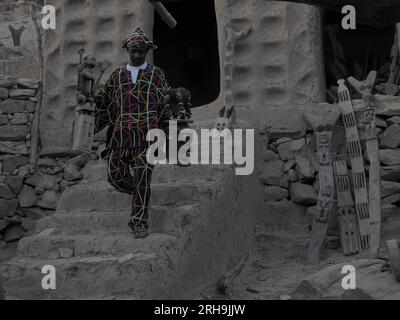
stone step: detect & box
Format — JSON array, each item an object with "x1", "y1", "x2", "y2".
[
  {"x1": 1, "y1": 249, "x2": 177, "y2": 300},
  {"x1": 16, "y1": 232, "x2": 177, "y2": 260},
  {"x1": 57, "y1": 180, "x2": 220, "y2": 213},
  {"x1": 82, "y1": 161, "x2": 226, "y2": 184},
  {"x1": 34, "y1": 205, "x2": 202, "y2": 236}
]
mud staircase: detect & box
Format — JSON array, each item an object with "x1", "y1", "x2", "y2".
[{"x1": 0, "y1": 159, "x2": 255, "y2": 299}]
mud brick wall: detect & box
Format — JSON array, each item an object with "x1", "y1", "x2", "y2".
[
  {"x1": 0, "y1": 75, "x2": 102, "y2": 251},
  {"x1": 39, "y1": 0, "x2": 325, "y2": 152},
  {"x1": 40, "y1": 0, "x2": 153, "y2": 155},
  {"x1": 258, "y1": 95, "x2": 400, "y2": 250}
]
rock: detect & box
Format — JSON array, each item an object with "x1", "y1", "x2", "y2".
[
  {"x1": 279, "y1": 175, "x2": 290, "y2": 189},
  {"x1": 375, "y1": 116, "x2": 388, "y2": 129},
  {"x1": 262, "y1": 149, "x2": 279, "y2": 162},
  {"x1": 21, "y1": 217, "x2": 36, "y2": 232},
  {"x1": 36, "y1": 191, "x2": 61, "y2": 210},
  {"x1": 0, "y1": 219, "x2": 9, "y2": 232},
  {"x1": 260, "y1": 160, "x2": 284, "y2": 186},
  {"x1": 18, "y1": 185, "x2": 37, "y2": 208},
  {"x1": 10, "y1": 113, "x2": 29, "y2": 125},
  {"x1": 17, "y1": 79, "x2": 40, "y2": 90},
  {"x1": 0, "y1": 76, "x2": 17, "y2": 88},
  {"x1": 276, "y1": 137, "x2": 292, "y2": 145},
  {"x1": 34, "y1": 187, "x2": 45, "y2": 196},
  {"x1": 0, "y1": 114, "x2": 8, "y2": 125},
  {"x1": 0, "y1": 141, "x2": 28, "y2": 155},
  {"x1": 387, "y1": 116, "x2": 400, "y2": 125},
  {"x1": 382, "y1": 180, "x2": 400, "y2": 198},
  {"x1": 64, "y1": 164, "x2": 83, "y2": 181},
  {"x1": 382, "y1": 193, "x2": 400, "y2": 205},
  {"x1": 67, "y1": 153, "x2": 91, "y2": 168},
  {"x1": 60, "y1": 179, "x2": 80, "y2": 190},
  {"x1": 0, "y1": 183, "x2": 14, "y2": 200},
  {"x1": 290, "y1": 183, "x2": 318, "y2": 205},
  {"x1": 0, "y1": 88, "x2": 8, "y2": 99},
  {"x1": 0, "y1": 199, "x2": 18, "y2": 217},
  {"x1": 264, "y1": 186, "x2": 289, "y2": 202},
  {"x1": 25, "y1": 172, "x2": 59, "y2": 191},
  {"x1": 280, "y1": 295, "x2": 292, "y2": 300},
  {"x1": 292, "y1": 259, "x2": 400, "y2": 300},
  {"x1": 268, "y1": 128, "x2": 304, "y2": 141},
  {"x1": 283, "y1": 160, "x2": 296, "y2": 173},
  {"x1": 381, "y1": 166, "x2": 400, "y2": 182},
  {"x1": 380, "y1": 149, "x2": 400, "y2": 166},
  {"x1": 8, "y1": 89, "x2": 36, "y2": 100},
  {"x1": 18, "y1": 207, "x2": 49, "y2": 220},
  {"x1": 37, "y1": 157, "x2": 58, "y2": 169},
  {"x1": 0, "y1": 99, "x2": 28, "y2": 113},
  {"x1": 17, "y1": 165, "x2": 30, "y2": 178},
  {"x1": 380, "y1": 125, "x2": 400, "y2": 149},
  {"x1": 39, "y1": 147, "x2": 80, "y2": 158},
  {"x1": 277, "y1": 141, "x2": 294, "y2": 161},
  {"x1": 295, "y1": 154, "x2": 316, "y2": 183},
  {"x1": 0, "y1": 125, "x2": 30, "y2": 141},
  {"x1": 25, "y1": 101, "x2": 36, "y2": 112},
  {"x1": 290, "y1": 138, "x2": 306, "y2": 152},
  {"x1": 59, "y1": 248, "x2": 74, "y2": 259},
  {"x1": 52, "y1": 166, "x2": 64, "y2": 174},
  {"x1": 287, "y1": 169, "x2": 298, "y2": 182},
  {"x1": 2, "y1": 224, "x2": 25, "y2": 242}
]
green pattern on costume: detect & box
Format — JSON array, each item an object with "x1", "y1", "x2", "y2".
[{"x1": 95, "y1": 64, "x2": 170, "y2": 228}]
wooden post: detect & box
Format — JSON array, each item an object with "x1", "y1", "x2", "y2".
[
  {"x1": 348, "y1": 71, "x2": 381, "y2": 258},
  {"x1": 151, "y1": 2, "x2": 177, "y2": 29},
  {"x1": 333, "y1": 157, "x2": 361, "y2": 255},
  {"x1": 304, "y1": 110, "x2": 340, "y2": 265},
  {"x1": 337, "y1": 79, "x2": 370, "y2": 251},
  {"x1": 396, "y1": 23, "x2": 400, "y2": 50},
  {"x1": 386, "y1": 239, "x2": 400, "y2": 282}
]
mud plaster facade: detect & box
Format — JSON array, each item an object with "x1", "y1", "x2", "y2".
[{"x1": 40, "y1": 0, "x2": 325, "y2": 153}]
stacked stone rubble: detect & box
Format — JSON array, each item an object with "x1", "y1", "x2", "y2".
[
  {"x1": 259, "y1": 95, "x2": 400, "y2": 250},
  {"x1": 0, "y1": 75, "x2": 102, "y2": 251}
]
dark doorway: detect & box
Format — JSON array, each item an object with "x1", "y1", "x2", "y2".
[
  {"x1": 324, "y1": 10, "x2": 395, "y2": 102},
  {"x1": 153, "y1": 0, "x2": 220, "y2": 107}
]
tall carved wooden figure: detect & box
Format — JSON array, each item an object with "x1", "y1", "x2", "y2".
[
  {"x1": 337, "y1": 79, "x2": 370, "y2": 251},
  {"x1": 304, "y1": 110, "x2": 340, "y2": 265},
  {"x1": 333, "y1": 157, "x2": 361, "y2": 255},
  {"x1": 73, "y1": 50, "x2": 97, "y2": 153},
  {"x1": 348, "y1": 71, "x2": 382, "y2": 258}
]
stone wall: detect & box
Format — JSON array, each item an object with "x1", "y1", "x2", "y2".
[
  {"x1": 258, "y1": 95, "x2": 400, "y2": 247},
  {"x1": 0, "y1": 75, "x2": 100, "y2": 252}
]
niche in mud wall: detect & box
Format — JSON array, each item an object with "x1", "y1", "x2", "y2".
[
  {"x1": 153, "y1": 0, "x2": 220, "y2": 107},
  {"x1": 323, "y1": 9, "x2": 395, "y2": 103}
]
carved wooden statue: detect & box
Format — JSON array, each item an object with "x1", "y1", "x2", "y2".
[
  {"x1": 215, "y1": 106, "x2": 235, "y2": 131},
  {"x1": 304, "y1": 110, "x2": 340, "y2": 265},
  {"x1": 337, "y1": 79, "x2": 370, "y2": 251},
  {"x1": 348, "y1": 71, "x2": 382, "y2": 258},
  {"x1": 77, "y1": 49, "x2": 97, "y2": 106},
  {"x1": 333, "y1": 157, "x2": 360, "y2": 255},
  {"x1": 164, "y1": 87, "x2": 192, "y2": 121},
  {"x1": 73, "y1": 49, "x2": 98, "y2": 153}
]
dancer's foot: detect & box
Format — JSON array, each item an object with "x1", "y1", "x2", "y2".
[{"x1": 128, "y1": 221, "x2": 149, "y2": 239}]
